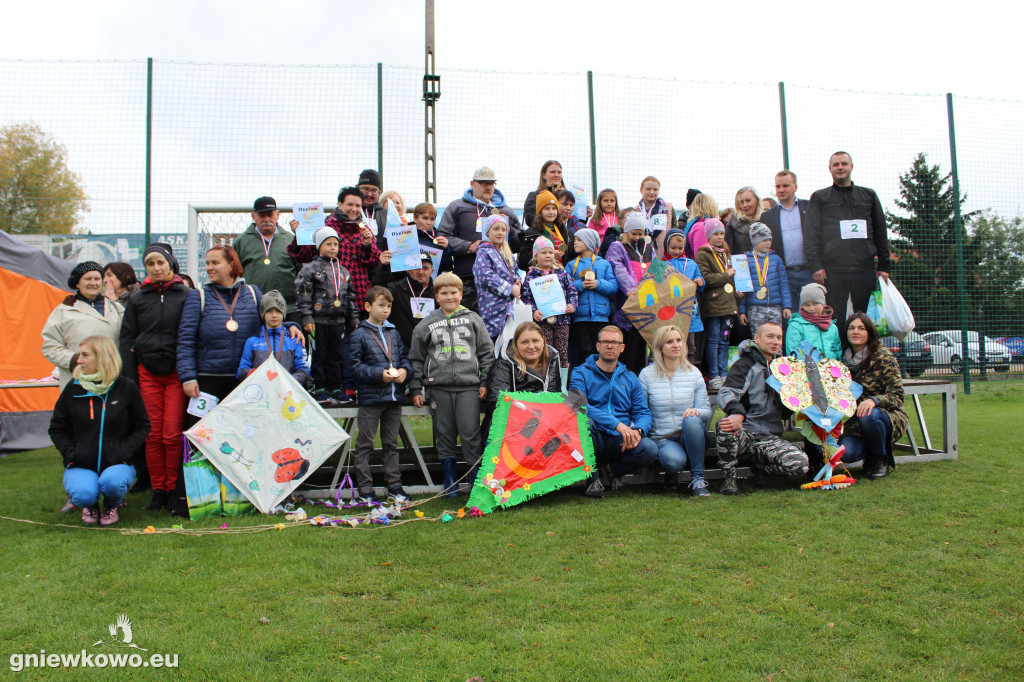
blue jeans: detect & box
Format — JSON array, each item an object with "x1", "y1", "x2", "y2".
[
  {"x1": 839, "y1": 408, "x2": 892, "y2": 463},
  {"x1": 63, "y1": 464, "x2": 136, "y2": 508},
  {"x1": 591, "y1": 430, "x2": 658, "y2": 478},
  {"x1": 705, "y1": 316, "x2": 731, "y2": 379},
  {"x1": 655, "y1": 415, "x2": 707, "y2": 478},
  {"x1": 786, "y1": 267, "x2": 814, "y2": 311}
]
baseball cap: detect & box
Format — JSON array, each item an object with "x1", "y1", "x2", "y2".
[
  {"x1": 253, "y1": 196, "x2": 277, "y2": 213},
  {"x1": 472, "y1": 166, "x2": 497, "y2": 182}
]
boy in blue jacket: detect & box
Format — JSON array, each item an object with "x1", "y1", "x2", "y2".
[
  {"x1": 568, "y1": 325, "x2": 657, "y2": 498},
  {"x1": 349, "y1": 286, "x2": 415, "y2": 504},
  {"x1": 568, "y1": 228, "x2": 618, "y2": 370},
  {"x1": 738, "y1": 223, "x2": 792, "y2": 334},
  {"x1": 237, "y1": 290, "x2": 310, "y2": 385},
  {"x1": 662, "y1": 228, "x2": 706, "y2": 368}
]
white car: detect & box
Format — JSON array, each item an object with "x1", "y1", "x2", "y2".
[{"x1": 921, "y1": 330, "x2": 1011, "y2": 373}]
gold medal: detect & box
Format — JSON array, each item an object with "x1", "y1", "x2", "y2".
[
  {"x1": 756, "y1": 287, "x2": 767, "y2": 300},
  {"x1": 333, "y1": 299, "x2": 342, "y2": 307},
  {"x1": 724, "y1": 283, "x2": 734, "y2": 293},
  {"x1": 546, "y1": 316, "x2": 557, "y2": 324},
  {"x1": 263, "y1": 258, "x2": 271, "y2": 265},
  {"x1": 584, "y1": 271, "x2": 595, "y2": 281},
  {"x1": 226, "y1": 319, "x2": 238, "y2": 332}
]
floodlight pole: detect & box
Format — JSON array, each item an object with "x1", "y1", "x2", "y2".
[{"x1": 423, "y1": 0, "x2": 439, "y2": 204}]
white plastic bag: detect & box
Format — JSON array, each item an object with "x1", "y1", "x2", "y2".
[
  {"x1": 878, "y1": 277, "x2": 915, "y2": 341},
  {"x1": 494, "y1": 300, "x2": 535, "y2": 357}
]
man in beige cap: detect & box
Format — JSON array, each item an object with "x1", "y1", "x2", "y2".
[{"x1": 437, "y1": 166, "x2": 521, "y2": 311}]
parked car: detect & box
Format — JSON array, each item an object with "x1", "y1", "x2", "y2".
[
  {"x1": 995, "y1": 337, "x2": 1024, "y2": 364},
  {"x1": 881, "y1": 331, "x2": 933, "y2": 377},
  {"x1": 921, "y1": 330, "x2": 1011, "y2": 373}
]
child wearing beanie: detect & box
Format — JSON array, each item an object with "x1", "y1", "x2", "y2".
[
  {"x1": 520, "y1": 236, "x2": 578, "y2": 367},
  {"x1": 786, "y1": 282, "x2": 841, "y2": 359},
  {"x1": 237, "y1": 290, "x2": 310, "y2": 385},
  {"x1": 517, "y1": 190, "x2": 575, "y2": 271},
  {"x1": 568, "y1": 227, "x2": 618, "y2": 369},
  {"x1": 737, "y1": 222, "x2": 792, "y2": 334},
  {"x1": 294, "y1": 226, "x2": 359, "y2": 405},
  {"x1": 695, "y1": 218, "x2": 738, "y2": 389}
]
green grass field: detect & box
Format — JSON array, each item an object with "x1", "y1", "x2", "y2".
[{"x1": 1, "y1": 384, "x2": 1022, "y2": 680}]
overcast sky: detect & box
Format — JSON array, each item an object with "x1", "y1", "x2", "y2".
[{"x1": 3, "y1": 0, "x2": 1020, "y2": 100}]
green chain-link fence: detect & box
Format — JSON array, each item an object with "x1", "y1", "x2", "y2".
[{"x1": 2, "y1": 59, "x2": 1022, "y2": 386}]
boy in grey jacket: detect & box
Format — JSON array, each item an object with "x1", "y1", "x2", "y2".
[
  {"x1": 715, "y1": 320, "x2": 808, "y2": 495},
  {"x1": 408, "y1": 273, "x2": 494, "y2": 497}
]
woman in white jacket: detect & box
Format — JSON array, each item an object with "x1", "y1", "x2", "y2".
[
  {"x1": 639, "y1": 326, "x2": 712, "y2": 496},
  {"x1": 41, "y1": 262, "x2": 124, "y2": 389}
]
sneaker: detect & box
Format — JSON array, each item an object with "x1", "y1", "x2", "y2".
[
  {"x1": 664, "y1": 472, "x2": 680, "y2": 492},
  {"x1": 145, "y1": 490, "x2": 167, "y2": 511},
  {"x1": 689, "y1": 476, "x2": 711, "y2": 497},
  {"x1": 356, "y1": 492, "x2": 381, "y2": 505},
  {"x1": 313, "y1": 391, "x2": 334, "y2": 407},
  {"x1": 169, "y1": 498, "x2": 189, "y2": 518},
  {"x1": 60, "y1": 495, "x2": 77, "y2": 514},
  {"x1": 99, "y1": 506, "x2": 120, "y2": 526},
  {"x1": 584, "y1": 478, "x2": 605, "y2": 498},
  {"x1": 610, "y1": 476, "x2": 627, "y2": 492},
  {"x1": 710, "y1": 377, "x2": 725, "y2": 391},
  {"x1": 387, "y1": 487, "x2": 409, "y2": 504},
  {"x1": 81, "y1": 506, "x2": 100, "y2": 524},
  {"x1": 719, "y1": 475, "x2": 738, "y2": 496},
  {"x1": 331, "y1": 389, "x2": 353, "y2": 406}
]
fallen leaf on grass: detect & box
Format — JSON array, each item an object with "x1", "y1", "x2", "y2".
[
  {"x1": 828, "y1": 622, "x2": 835, "y2": 628},
  {"x1": 798, "y1": 547, "x2": 803, "y2": 553},
  {"x1": 381, "y1": 562, "x2": 392, "y2": 566},
  {"x1": 545, "y1": 531, "x2": 555, "y2": 536},
  {"x1": 257, "y1": 617, "x2": 271, "y2": 624}
]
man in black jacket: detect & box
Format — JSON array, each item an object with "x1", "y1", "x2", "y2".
[
  {"x1": 760, "y1": 170, "x2": 812, "y2": 306},
  {"x1": 371, "y1": 250, "x2": 435, "y2": 350},
  {"x1": 356, "y1": 169, "x2": 390, "y2": 250},
  {"x1": 804, "y1": 152, "x2": 891, "y2": 317}
]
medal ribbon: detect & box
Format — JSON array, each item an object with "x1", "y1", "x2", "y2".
[
  {"x1": 211, "y1": 285, "x2": 240, "y2": 323},
  {"x1": 262, "y1": 327, "x2": 285, "y2": 364},
  {"x1": 368, "y1": 328, "x2": 393, "y2": 367},
  {"x1": 330, "y1": 259, "x2": 345, "y2": 300},
  {"x1": 753, "y1": 252, "x2": 769, "y2": 287},
  {"x1": 259, "y1": 232, "x2": 274, "y2": 261},
  {"x1": 407, "y1": 278, "x2": 429, "y2": 298}
]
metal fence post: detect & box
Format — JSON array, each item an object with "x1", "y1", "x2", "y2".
[
  {"x1": 377, "y1": 62, "x2": 384, "y2": 182},
  {"x1": 587, "y1": 71, "x2": 598, "y2": 199},
  {"x1": 946, "y1": 93, "x2": 971, "y2": 394},
  {"x1": 778, "y1": 81, "x2": 790, "y2": 170},
  {"x1": 145, "y1": 57, "x2": 153, "y2": 244}
]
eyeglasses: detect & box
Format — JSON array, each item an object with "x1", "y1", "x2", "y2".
[
  {"x1": 358, "y1": 186, "x2": 380, "y2": 195},
  {"x1": 597, "y1": 340, "x2": 623, "y2": 346}
]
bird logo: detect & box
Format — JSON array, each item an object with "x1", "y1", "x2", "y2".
[{"x1": 92, "y1": 614, "x2": 148, "y2": 650}]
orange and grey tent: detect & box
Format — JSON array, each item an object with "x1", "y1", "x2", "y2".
[{"x1": 0, "y1": 230, "x2": 74, "y2": 452}]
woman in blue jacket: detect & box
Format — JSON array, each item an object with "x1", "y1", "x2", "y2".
[{"x1": 639, "y1": 326, "x2": 712, "y2": 496}]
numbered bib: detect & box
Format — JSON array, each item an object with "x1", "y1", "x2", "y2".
[
  {"x1": 187, "y1": 391, "x2": 220, "y2": 418},
  {"x1": 411, "y1": 296, "x2": 436, "y2": 319},
  {"x1": 651, "y1": 214, "x2": 666, "y2": 230},
  {"x1": 840, "y1": 219, "x2": 867, "y2": 239}
]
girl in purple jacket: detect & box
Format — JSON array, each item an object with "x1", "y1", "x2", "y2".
[{"x1": 473, "y1": 215, "x2": 521, "y2": 340}]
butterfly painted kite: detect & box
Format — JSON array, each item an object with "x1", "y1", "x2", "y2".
[{"x1": 766, "y1": 341, "x2": 864, "y2": 490}]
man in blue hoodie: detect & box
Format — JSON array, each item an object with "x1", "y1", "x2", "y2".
[
  {"x1": 437, "y1": 166, "x2": 521, "y2": 312},
  {"x1": 568, "y1": 325, "x2": 657, "y2": 498}
]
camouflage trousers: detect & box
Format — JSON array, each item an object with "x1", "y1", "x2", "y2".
[
  {"x1": 715, "y1": 424, "x2": 808, "y2": 479},
  {"x1": 746, "y1": 304, "x2": 784, "y2": 334}
]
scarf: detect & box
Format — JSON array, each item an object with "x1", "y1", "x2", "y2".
[
  {"x1": 801, "y1": 306, "x2": 835, "y2": 331},
  {"x1": 539, "y1": 224, "x2": 566, "y2": 252},
  {"x1": 843, "y1": 347, "x2": 869, "y2": 371},
  {"x1": 78, "y1": 372, "x2": 113, "y2": 395}
]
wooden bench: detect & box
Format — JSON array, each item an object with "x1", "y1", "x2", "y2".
[{"x1": 307, "y1": 379, "x2": 957, "y2": 498}]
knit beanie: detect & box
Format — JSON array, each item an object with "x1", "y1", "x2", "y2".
[
  {"x1": 357, "y1": 169, "x2": 382, "y2": 189},
  {"x1": 67, "y1": 261, "x2": 103, "y2": 289},
  {"x1": 533, "y1": 236, "x2": 555, "y2": 257},
  {"x1": 622, "y1": 210, "x2": 647, "y2": 234},
  {"x1": 800, "y1": 283, "x2": 827, "y2": 307},
  {"x1": 749, "y1": 222, "x2": 772, "y2": 247},
  {"x1": 535, "y1": 190, "x2": 558, "y2": 216},
  {"x1": 260, "y1": 290, "x2": 287, "y2": 317},
  {"x1": 482, "y1": 215, "x2": 509, "y2": 241},
  {"x1": 142, "y1": 243, "x2": 180, "y2": 274},
  {"x1": 574, "y1": 228, "x2": 600, "y2": 255},
  {"x1": 315, "y1": 227, "x2": 339, "y2": 250},
  {"x1": 686, "y1": 188, "x2": 702, "y2": 206},
  {"x1": 703, "y1": 218, "x2": 726, "y2": 240}
]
